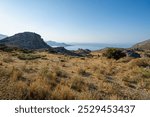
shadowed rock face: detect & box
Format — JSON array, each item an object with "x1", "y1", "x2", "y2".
[
  {"x1": 48, "y1": 47, "x2": 92, "y2": 57},
  {"x1": 132, "y1": 39, "x2": 150, "y2": 50},
  {"x1": 123, "y1": 50, "x2": 141, "y2": 58},
  {"x1": 52, "y1": 47, "x2": 81, "y2": 56},
  {"x1": 0, "y1": 32, "x2": 50, "y2": 50}
]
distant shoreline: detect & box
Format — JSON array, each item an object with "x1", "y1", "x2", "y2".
[{"x1": 65, "y1": 43, "x2": 133, "y2": 51}]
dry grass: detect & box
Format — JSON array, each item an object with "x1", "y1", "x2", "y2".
[
  {"x1": 0, "y1": 50, "x2": 149, "y2": 100},
  {"x1": 3, "y1": 56, "x2": 14, "y2": 63},
  {"x1": 129, "y1": 58, "x2": 150, "y2": 67},
  {"x1": 51, "y1": 84, "x2": 76, "y2": 100}
]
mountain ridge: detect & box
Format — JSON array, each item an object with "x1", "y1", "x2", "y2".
[{"x1": 132, "y1": 39, "x2": 150, "y2": 50}]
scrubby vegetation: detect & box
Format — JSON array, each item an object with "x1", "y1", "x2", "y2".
[
  {"x1": 0, "y1": 49, "x2": 149, "y2": 100},
  {"x1": 18, "y1": 53, "x2": 42, "y2": 60},
  {"x1": 103, "y1": 48, "x2": 126, "y2": 60}
]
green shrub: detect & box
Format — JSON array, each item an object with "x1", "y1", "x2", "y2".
[
  {"x1": 0, "y1": 44, "x2": 14, "y2": 52},
  {"x1": 20, "y1": 49, "x2": 34, "y2": 54},
  {"x1": 140, "y1": 68, "x2": 150, "y2": 78},
  {"x1": 18, "y1": 54, "x2": 41, "y2": 60},
  {"x1": 103, "y1": 48, "x2": 126, "y2": 60}
]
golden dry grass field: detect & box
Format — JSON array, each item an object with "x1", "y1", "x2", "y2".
[{"x1": 0, "y1": 50, "x2": 150, "y2": 100}]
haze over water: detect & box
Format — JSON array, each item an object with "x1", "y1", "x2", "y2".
[{"x1": 65, "y1": 43, "x2": 133, "y2": 50}]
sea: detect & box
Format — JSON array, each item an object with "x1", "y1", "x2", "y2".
[{"x1": 65, "y1": 43, "x2": 133, "y2": 51}]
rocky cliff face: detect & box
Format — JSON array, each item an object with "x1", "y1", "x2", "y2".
[
  {"x1": 0, "y1": 32, "x2": 50, "y2": 50},
  {"x1": 132, "y1": 39, "x2": 150, "y2": 50}
]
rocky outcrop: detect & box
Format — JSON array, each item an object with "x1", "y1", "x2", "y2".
[
  {"x1": 74, "y1": 49, "x2": 91, "y2": 57},
  {"x1": 123, "y1": 50, "x2": 141, "y2": 58},
  {"x1": 48, "y1": 47, "x2": 92, "y2": 57},
  {"x1": 51, "y1": 47, "x2": 81, "y2": 56},
  {"x1": 0, "y1": 32, "x2": 50, "y2": 50},
  {"x1": 132, "y1": 39, "x2": 150, "y2": 50}
]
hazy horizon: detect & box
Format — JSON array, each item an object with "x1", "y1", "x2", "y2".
[{"x1": 0, "y1": 0, "x2": 150, "y2": 43}]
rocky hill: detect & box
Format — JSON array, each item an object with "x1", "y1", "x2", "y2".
[
  {"x1": 132, "y1": 39, "x2": 150, "y2": 50},
  {"x1": 0, "y1": 32, "x2": 50, "y2": 50},
  {"x1": 46, "y1": 41, "x2": 70, "y2": 47}
]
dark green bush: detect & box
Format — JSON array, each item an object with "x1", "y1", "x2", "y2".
[
  {"x1": 103, "y1": 48, "x2": 126, "y2": 60},
  {"x1": 0, "y1": 44, "x2": 14, "y2": 52}
]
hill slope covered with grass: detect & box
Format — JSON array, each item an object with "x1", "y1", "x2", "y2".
[
  {"x1": 0, "y1": 48, "x2": 149, "y2": 100},
  {"x1": 132, "y1": 39, "x2": 150, "y2": 50}
]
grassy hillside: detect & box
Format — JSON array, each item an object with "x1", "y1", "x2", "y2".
[
  {"x1": 132, "y1": 39, "x2": 150, "y2": 50},
  {"x1": 0, "y1": 49, "x2": 150, "y2": 100}
]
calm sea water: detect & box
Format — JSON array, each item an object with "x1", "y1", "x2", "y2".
[{"x1": 65, "y1": 43, "x2": 133, "y2": 51}]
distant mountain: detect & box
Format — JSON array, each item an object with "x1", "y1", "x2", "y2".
[
  {"x1": 132, "y1": 39, "x2": 150, "y2": 50},
  {"x1": 46, "y1": 41, "x2": 70, "y2": 47},
  {"x1": 0, "y1": 32, "x2": 50, "y2": 50},
  {"x1": 0, "y1": 34, "x2": 7, "y2": 40}
]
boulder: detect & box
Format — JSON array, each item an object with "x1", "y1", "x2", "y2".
[
  {"x1": 123, "y1": 50, "x2": 141, "y2": 58},
  {"x1": 74, "y1": 49, "x2": 91, "y2": 56}
]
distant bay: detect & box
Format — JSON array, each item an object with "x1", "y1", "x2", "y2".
[{"x1": 65, "y1": 43, "x2": 133, "y2": 51}]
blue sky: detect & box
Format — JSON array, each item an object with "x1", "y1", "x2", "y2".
[{"x1": 0, "y1": 0, "x2": 150, "y2": 43}]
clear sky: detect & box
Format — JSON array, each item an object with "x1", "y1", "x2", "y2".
[{"x1": 0, "y1": 0, "x2": 150, "y2": 43}]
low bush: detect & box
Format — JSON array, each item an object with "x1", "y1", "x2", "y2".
[
  {"x1": 0, "y1": 44, "x2": 17, "y2": 52},
  {"x1": 55, "y1": 67, "x2": 68, "y2": 78},
  {"x1": 71, "y1": 77, "x2": 86, "y2": 92},
  {"x1": 78, "y1": 68, "x2": 91, "y2": 77},
  {"x1": 103, "y1": 48, "x2": 126, "y2": 60},
  {"x1": 18, "y1": 54, "x2": 41, "y2": 60},
  {"x1": 20, "y1": 49, "x2": 34, "y2": 54},
  {"x1": 140, "y1": 68, "x2": 150, "y2": 78}
]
